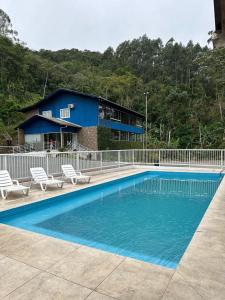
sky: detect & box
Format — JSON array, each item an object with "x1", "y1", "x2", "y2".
[{"x1": 1, "y1": 0, "x2": 215, "y2": 52}]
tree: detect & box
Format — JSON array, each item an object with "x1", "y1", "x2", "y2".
[
  {"x1": 0, "y1": 8, "x2": 225, "y2": 148},
  {"x1": 0, "y1": 9, "x2": 18, "y2": 41}
]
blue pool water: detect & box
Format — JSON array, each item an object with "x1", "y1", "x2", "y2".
[{"x1": 0, "y1": 171, "x2": 222, "y2": 269}]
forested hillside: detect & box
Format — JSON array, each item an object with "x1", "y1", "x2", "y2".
[{"x1": 0, "y1": 9, "x2": 225, "y2": 148}]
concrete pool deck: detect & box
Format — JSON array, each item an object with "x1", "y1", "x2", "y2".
[{"x1": 0, "y1": 167, "x2": 225, "y2": 299}]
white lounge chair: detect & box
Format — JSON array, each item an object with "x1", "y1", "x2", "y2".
[
  {"x1": 61, "y1": 165, "x2": 91, "y2": 184},
  {"x1": 30, "y1": 167, "x2": 64, "y2": 191},
  {"x1": 0, "y1": 170, "x2": 29, "y2": 200}
]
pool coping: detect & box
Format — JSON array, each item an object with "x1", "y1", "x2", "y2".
[
  {"x1": 0, "y1": 166, "x2": 225, "y2": 299},
  {"x1": 0, "y1": 167, "x2": 221, "y2": 270},
  {"x1": 0, "y1": 168, "x2": 147, "y2": 213}
]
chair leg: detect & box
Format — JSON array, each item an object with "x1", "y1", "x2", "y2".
[
  {"x1": 23, "y1": 189, "x2": 29, "y2": 196},
  {"x1": 57, "y1": 182, "x2": 63, "y2": 188},
  {"x1": 40, "y1": 183, "x2": 47, "y2": 191},
  {"x1": 1, "y1": 189, "x2": 7, "y2": 200}
]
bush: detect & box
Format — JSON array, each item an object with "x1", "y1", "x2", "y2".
[{"x1": 97, "y1": 126, "x2": 143, "y2": 150}]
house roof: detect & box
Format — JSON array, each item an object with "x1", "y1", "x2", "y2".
[
  {"x1": 16, "y1": 114, "x2": 82, "y2": 129},
  {"x1": 19, "y1": 88, "x2": 144, "y2": 118}
]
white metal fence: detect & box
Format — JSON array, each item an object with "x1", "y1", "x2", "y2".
[{"x1": 0, "y1": 149, "x2": 225, "y2": 180}]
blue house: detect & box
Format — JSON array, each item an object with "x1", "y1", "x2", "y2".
[{"x1": 17, "y1": 89, "x2": 144, "y2": 150}]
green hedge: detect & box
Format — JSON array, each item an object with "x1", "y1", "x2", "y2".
[
  {"x1": 97, "y1": 127, "x2": 143, "y2": 150},
  {"x1": 109, "y1": 141, "x2": 143, "y2": 150}
]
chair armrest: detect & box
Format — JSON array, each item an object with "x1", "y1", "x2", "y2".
[
  {"x1": 76, "y1": 172, "x2": 82, "y2": 176},
  {"x1": 48, "y1": 175, "x2": 54, "y2": 180},
  {"x1": 12, "y1": 180, "x2": 20, "y2": 186}
]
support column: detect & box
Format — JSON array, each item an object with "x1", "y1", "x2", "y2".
[{"x1": 60, "y1": 130, "x2": 64, "y2": 148}]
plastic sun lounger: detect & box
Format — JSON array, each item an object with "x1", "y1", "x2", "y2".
[
  {"x1": 0, "y1": 170, "x2": 29, "y2": 200},
  {"x1": 30, "y1": 167, "x2": 64, "y2": 191},
  {"x1": 61, "y1": 164, "x2": 91, "y2": 185}
]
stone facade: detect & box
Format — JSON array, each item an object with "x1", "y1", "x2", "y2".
[{"x1": 77, "y1": 127, "x2": 98, "y2": 150}]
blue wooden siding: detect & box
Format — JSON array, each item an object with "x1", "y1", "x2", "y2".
[
  {"x1": 99, "y1": 119, "x2": 144, "y2": 134},
  {"x1": 22, "y1": 118, "x2": 77, "y2": 134},
  {"x1": 21, "y1": 92, "x2": 144, "y2": 135},
  {"x1": 39, "y1": 94, "x2": 98, "y2": 127}
]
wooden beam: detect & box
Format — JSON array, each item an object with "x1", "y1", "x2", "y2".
[
  {"x1": 222, "y1": 0, "x2": 225, "y2": 33},
  {"x1": 214, "y1": 0, "x2": 222, "y2": 31}
]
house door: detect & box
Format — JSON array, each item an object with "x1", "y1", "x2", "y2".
[
  {"x1": 63, "y1": 133, "x2": 77, "y2": 148},
  {"x1": 44, "y1": 133, "x2": 60, "y2": 150}
]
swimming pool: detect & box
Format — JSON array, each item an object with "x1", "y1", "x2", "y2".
[{"x1": 0, "y1": 171, "x2": 222, "y2": 269}]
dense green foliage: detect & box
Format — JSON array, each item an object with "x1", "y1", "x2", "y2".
[
  {"x1": 97, "y1": 127, "x2": 142, "y2": 150},
  {"x1": 0, "y1": 9, "x2": 225, "y2": 148}
]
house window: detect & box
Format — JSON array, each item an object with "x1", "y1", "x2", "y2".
[
  {"x1": 136, "y1": 134, "x2": 143, "y2": 142},
  {"x1": 130, "y1": 116, "x2": 136, "y2": 126},
  {"x1": 105, "y1": 106, "x2": 113, "y2": 120},
  {"x1": 136, "y1": 118, "x2": 143, "y2": 127},
  {"x1": 60, "y1": 108, "x2": 70, "y2": 119},
  {"x1": 42, "y1": 110, "x2": 52, "y2": 118},
  {"x1": 99, "y1": 105, "x2": 105, "y2": 119},
  {"x1": 99, "y1": 105, "x2": 122, "y2": 122},
  {"x1": 129, "y1": 133, "x2": 136, "y2": 142},
  {"x1": 111, "y1": 130, "x2": 120, "y2": 141},
  {"x1": 120, "y1": 131, "x2": 129, "y2": 141},
  {"x1": 121, "y1": 112, "x2": 130, "y2": 124},
  {"x1": 25, "y1": 134, "x2": 41, "y2": 143},
  {"x1": 110, "y1": 109, "x2": 121, "y2": 122}
]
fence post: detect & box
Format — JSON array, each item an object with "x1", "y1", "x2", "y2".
[
  {"x1": 46, "y1": 153, "x2": 49, "y2": 174},
  {"x1": 76, "y1": 152, "x2": 80, "y2": 171},
  {"x1": 4, "y1": 155, "x2": 7, "y2": 170},
  {"x1": 132, "y1": 149, "x2": 135, "y2": 165},
  {"x1": 100, "y1": 151, "x2": 103, "y2": 171},
  {"x1": 188, "y1": 150, "x2": 191, "y2": 168},
  {"x1": 221, "y1": 150, "x2": 223, "y2": 167},
  {"x1": 159, "y1": 149, "x2": 161, "y2": 166},
  {"x1": 118, "y1": 151, "x2": 121, "y2": 168}
]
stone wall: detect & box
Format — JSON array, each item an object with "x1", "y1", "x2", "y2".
[{"x1": 78, "y1": 127, "x2": 98, "y2": 150}]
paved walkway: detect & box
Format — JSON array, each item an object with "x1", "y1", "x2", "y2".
[
  {"x1": 0, "y1": 167, "x2": 224, "y2": 299},
  {"x1": 0, "y1": 167, "x2": 142, "y2": 212}
]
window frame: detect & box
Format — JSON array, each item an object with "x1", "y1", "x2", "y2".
[
  {"x1": 42, "y1": 110, "x2": 52, "y2": 118},
  {"x1": 60, "y1": 108, "x2": 70, "y2": 119},
  {"x1": 110, "y1": 108, "x2": 121, "y2": 122},
  {"x1": 111, "y1": 130, "x2": 121, "y2": 141}
]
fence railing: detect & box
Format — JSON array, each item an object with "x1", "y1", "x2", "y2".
[
  {"x1": 0, "y1": 149, "x2": 225, "y2": 180},
  {"x1": 0, "y1": 145, "x2": 34, "y2": 154}
]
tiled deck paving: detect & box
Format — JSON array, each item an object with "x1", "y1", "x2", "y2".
[{"x1": 0, "y1": 167, "x2": 224, "y2": 299}]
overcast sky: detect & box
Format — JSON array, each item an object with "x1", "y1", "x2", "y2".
[{"x1": 1, "y1": 0, "x2": 215, "y2": 52}]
